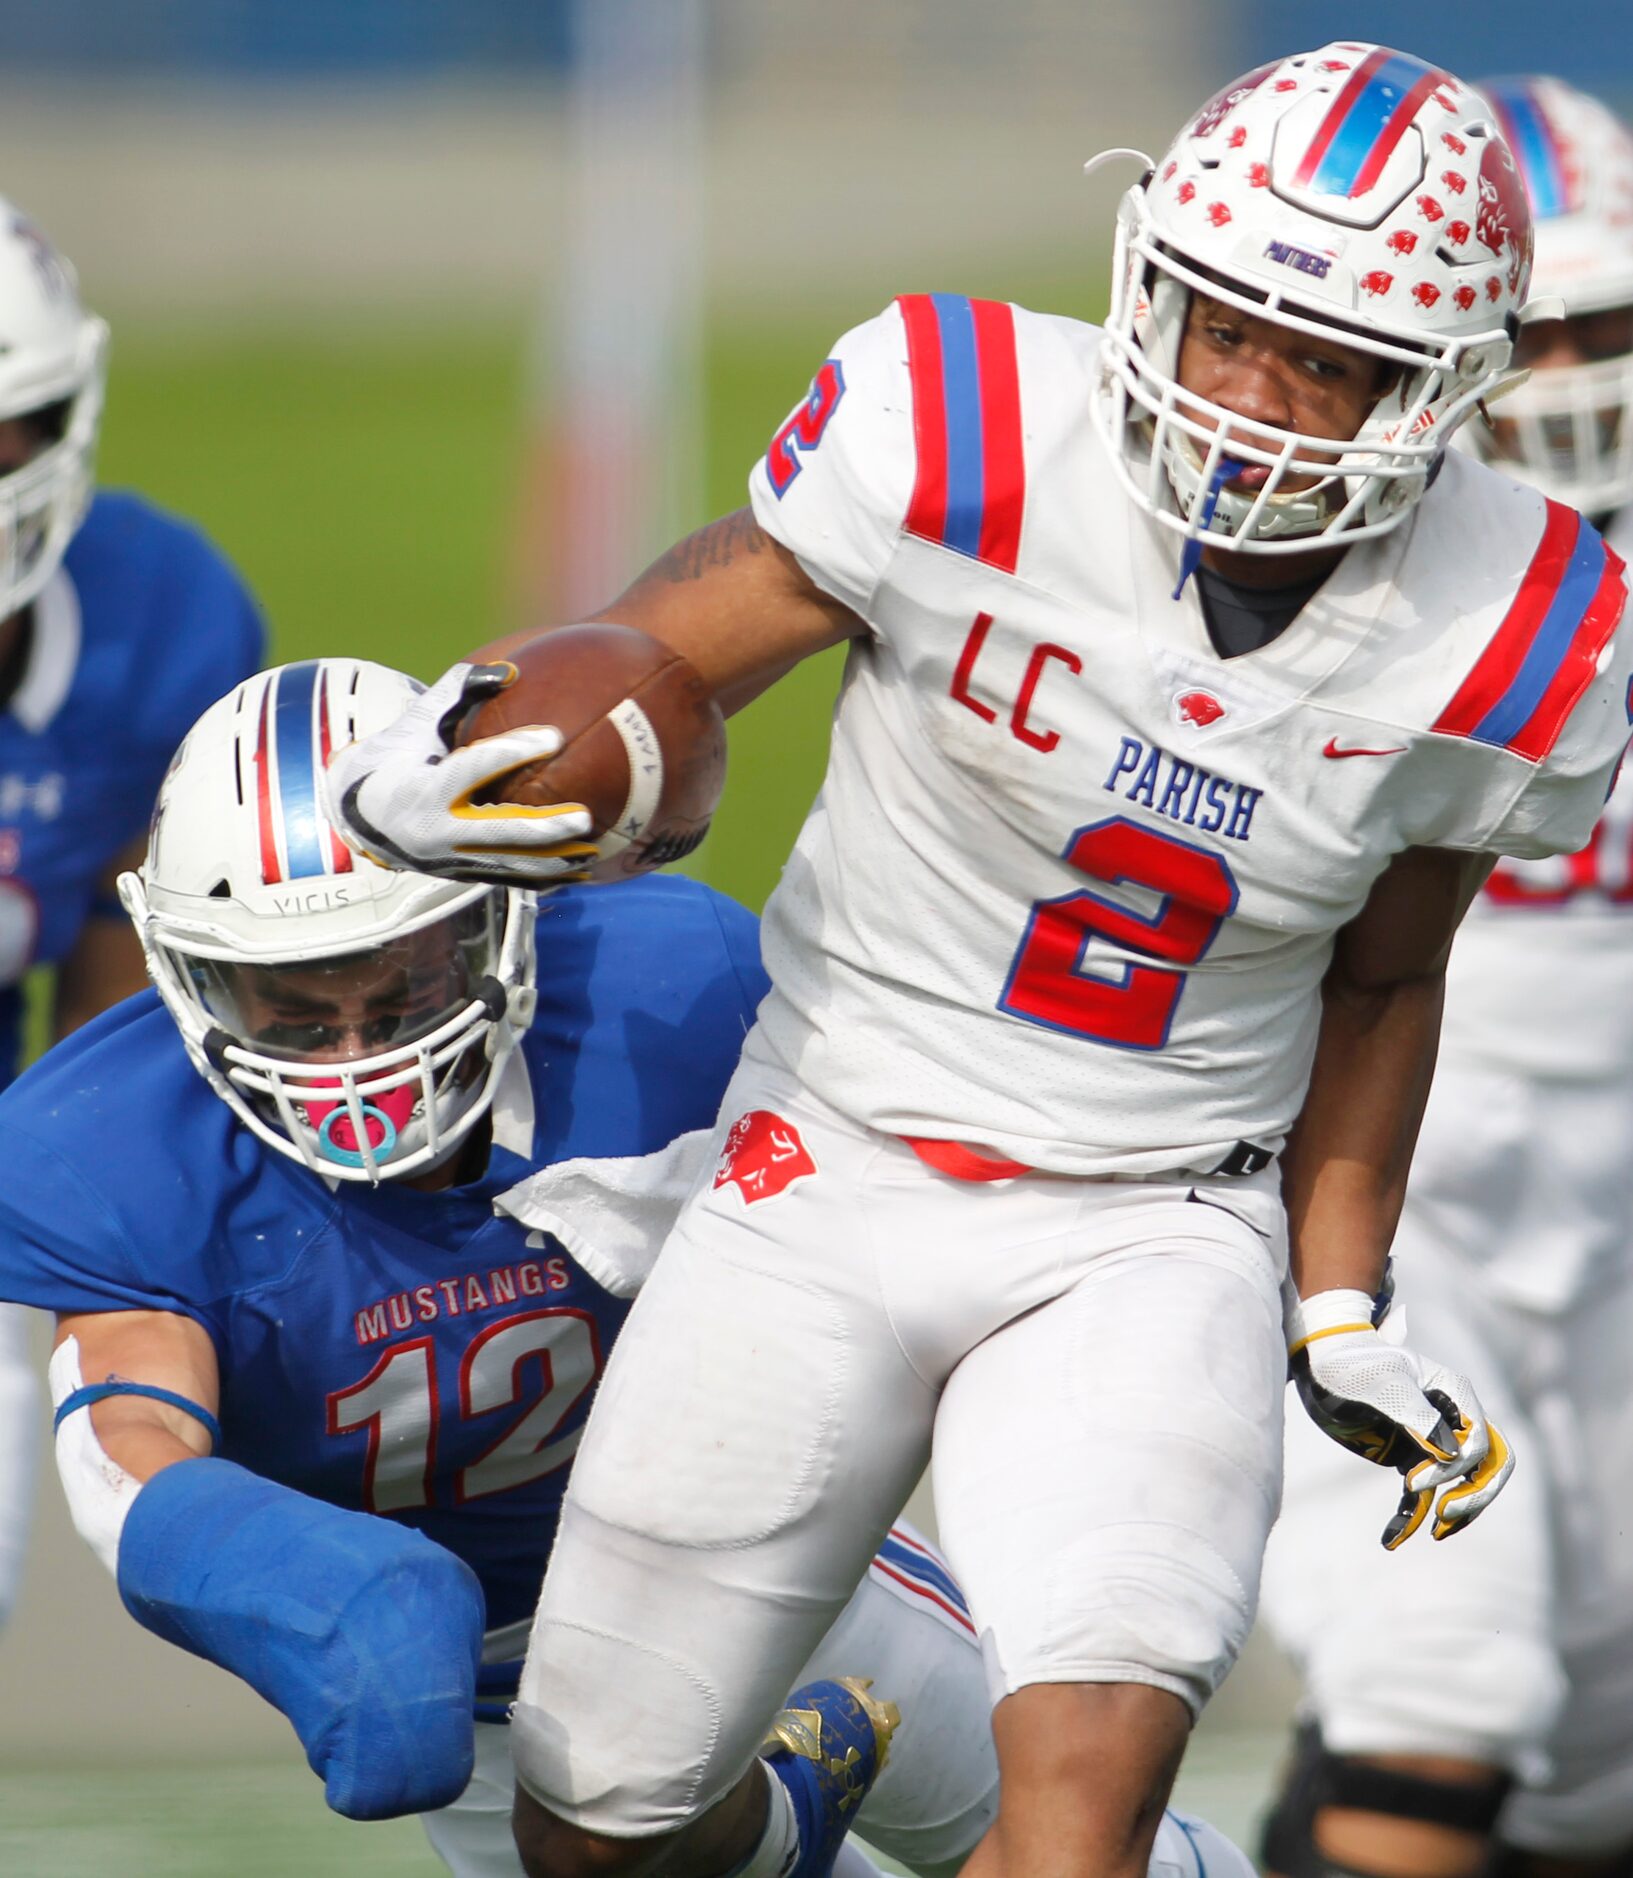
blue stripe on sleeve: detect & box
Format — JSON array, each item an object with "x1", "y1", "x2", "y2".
[
  {"x1": 273, "y1": 660, "x2": 328, "y2": 879},
  {"x1": 931, "y1": 293, "x2": 986, "y2": 558},
  {"x1": 1472, "y1": 514, "x2": 1607, "y2": 747}
]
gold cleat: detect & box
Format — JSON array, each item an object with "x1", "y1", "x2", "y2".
[{"x1": 763, "y1": 1676, "x2": 902, "y2": 1815}]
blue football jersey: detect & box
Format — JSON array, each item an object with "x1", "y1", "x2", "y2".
[
  {"x1": 0, "y1": 877, "x2": 767, "y2": 1631},
  {"x1": 0, "y1": 490, "x2": 265, "y2": 1085}
]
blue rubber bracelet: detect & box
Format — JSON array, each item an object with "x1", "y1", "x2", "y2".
[{"x1": 54, "y1": 1382, "x2": 221, "y2": 1450}]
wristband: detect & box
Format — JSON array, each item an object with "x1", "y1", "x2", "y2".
[{"x1": 54, "y1": 1381, "x2": 221, "y2": 1450}]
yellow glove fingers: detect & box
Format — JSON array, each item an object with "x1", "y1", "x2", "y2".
[
  {"x1": 1380, "y1": 1414, "x2": 1508, "y2": 1550},
  {"x1": 453, "y1": 838, "x2": 598, "y2": 863},
  {"x1": 1381, "y1": 1481, "x2": 1432, "y2": 1552},
  {"x1": 1405, "y1": 1410, "x2": 1488, "y2": 1488},
  {"x1": 1431, "y1": 1417, "x2": 1514, "y2": 1541},
  {"x1": 449, "y1": 799, "x2": 591, "y2": 827}
]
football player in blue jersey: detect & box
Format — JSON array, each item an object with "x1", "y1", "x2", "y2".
[
  {"x1": 0, "y1": 658, "x2": 983, "y2": 1878},
  {"x1": 0, "y1": 199, "x2": 264, "y2": 1635}
]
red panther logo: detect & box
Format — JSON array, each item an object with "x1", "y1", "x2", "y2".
[
  {"x1": 713, "y1": 1111, "x2": 817, "y2": 1206},
  {"x1": 1477, "y1": 137, "x2": 1534, "y2": 296},
  {"x1": 1175, "y1": 691, "x2": 1226, "y2": 727}
]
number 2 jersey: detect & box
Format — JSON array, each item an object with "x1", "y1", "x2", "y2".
[
  {"x1": 747, "y1": 296, "x2": 1633, "y2": 1177},
  {"x1": 0, "y1": 490, "x2": 264, "y2": 1085},
  {"x1": 0, "y1": 877, "x2": 768, "y2": 1634}
]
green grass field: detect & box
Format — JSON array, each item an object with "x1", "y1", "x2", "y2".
[
  {"x1": 95, "y1": 309, "x2": 855, "y2": 920},
  {"x1": 0, "y1": 1730, "x2": 1273, "y2": 1874}
]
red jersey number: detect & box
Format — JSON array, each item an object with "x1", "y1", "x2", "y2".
[{"x1": 999, "y1": 817, "x2": 1239, "y2": 1051}]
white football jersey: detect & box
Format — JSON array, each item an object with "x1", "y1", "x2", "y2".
[
  {"x1": 1439, "y1": 504, "x2": 1633, "y2": 1081},
  {"x1": 747, "y1": 297, "x2": 1633, "y2": 1176}
]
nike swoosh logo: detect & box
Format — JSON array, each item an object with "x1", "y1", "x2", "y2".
[{"x1": 1323, "y1": 738, "x2": 1407, "y2": 759}]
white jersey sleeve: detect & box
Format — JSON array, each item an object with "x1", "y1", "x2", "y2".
[{"x1": 747, "y1": 304, "x2": 915, "y2": 621}]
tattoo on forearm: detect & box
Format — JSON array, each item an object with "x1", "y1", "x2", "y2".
[{"x1": 647, "y1": 510, "x2": 766, "y2": 585}]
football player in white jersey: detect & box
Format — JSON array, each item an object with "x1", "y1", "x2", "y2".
[
  {"x1": 1259, "y1": 77, "x2": 1633, "y2": 1878},
  {"x1": 326, "y1": 43, "x2": 1633, "y2": 1878}
]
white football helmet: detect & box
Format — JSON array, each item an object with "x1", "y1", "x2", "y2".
[
  {"x1": 121, "y1": 659, "x2": 538, "y2": 1185},
  {"x1": 1092, "y1": 43, "x2": 1535, "y2": 557},
  {"x1": 1460, "y1": 77, "x2": 1633, "y2": 515},
  {"x1": 0, "y1": 203, "x2": 107, "y2": 619}
]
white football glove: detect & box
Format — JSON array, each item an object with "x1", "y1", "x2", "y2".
[
  {"x1": 1288, "y1": 1288, "x2": 1514, "y2": 1551},
  {"x1": 322, "y1": 661, "x2": 597, "y2": 886}
]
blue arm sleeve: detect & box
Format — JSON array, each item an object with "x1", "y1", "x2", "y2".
[{"x1": 117, "y1": 1458, "x2": 484, "y2": 1820}]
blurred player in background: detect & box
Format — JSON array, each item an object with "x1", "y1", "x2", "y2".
[
  {"x1": 328, "y1": 44, "x2": 1631, "y2": 1878},
  {"x1": 0, "y1": 200, "x2": 264, "y2": 1638},
  {"x1": 1260, "y1": 76, "x2": 1633, "y2": 1878}
]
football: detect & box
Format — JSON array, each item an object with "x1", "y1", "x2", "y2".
[{"x1": 454, "y1": 623, "x2": 726, "y2": 882}]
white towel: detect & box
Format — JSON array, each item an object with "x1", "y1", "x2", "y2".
[{"x1": 493, "y1": 1128, "x2": 715, "y2": 1298}]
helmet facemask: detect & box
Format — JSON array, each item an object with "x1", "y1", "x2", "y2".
[
  {"x1": 134, "y1": 881, "x2": 537, "y2": 1184},
  {"x1": 0, "y1": 323, "x2": 105, "y2": 620},
  {"x1": 1092, "y1": 189, "x2": 1514, "y2": 559}
]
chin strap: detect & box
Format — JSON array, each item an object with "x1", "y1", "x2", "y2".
[{"x1": 1173, "y1": 456, "x2": 1244, "y2": 600}]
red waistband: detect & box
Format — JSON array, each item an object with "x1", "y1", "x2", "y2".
[{"x1": 900, "y1": 1136, "x2": 1035, "y2": 1182}]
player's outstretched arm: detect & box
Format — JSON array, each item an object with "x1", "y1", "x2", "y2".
[
  {"x1": 1278, "y1": 846, "x2": 1514, "y2": 1550},
  {"x1": 484, "y1": 507, "x2": 867, "y2": 718},
  {"x1": 52, "y1": 1310, "x2": 485, "y2": 1821},
  {"x1": 327, "y1": 509, "x2": 865, "y2": 882}
]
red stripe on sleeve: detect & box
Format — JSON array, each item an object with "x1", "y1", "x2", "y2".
[
  {"x1": 1348, "y1": 68, "x2": 1445, "y2": 195},
  {"x1": 898, "y1": 295, "x2": 949, "y2": 546},
  {"x1": 1292, "y1": 48, "x2": 1389, "y2": 187},
  {"x1": 1510, "y1": 543, "x2": 1627, "y2": 761},
  {"x1": 254, "y1": 687, "x2": 282, "y2": 886},
  {"x1": 970, "y1": 298, "x2": 1026, "y2": 573},
  {"x1": 1433, "y1": 500, "x2": 1582, "y2": 738}
]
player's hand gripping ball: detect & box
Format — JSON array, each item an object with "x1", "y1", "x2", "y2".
[
  {"x1": 324, "y1": 629, "x2": 726, "y2": 888},
  {"x1": 453, "y1": 624, "x2": 726, "y2": 884}
]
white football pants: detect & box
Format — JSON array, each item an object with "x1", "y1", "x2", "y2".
[
  {"x1": 1263, "y1": 1055, "x2": 1633, "y2": 1858},
  {"x1": 512, "y1": 1038, "x2": 1288, "y2": 1835},
  {"x1": 424, "y1": 1528, "x2": 999, "y2": 1876}
]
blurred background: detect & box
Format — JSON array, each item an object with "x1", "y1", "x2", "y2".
[{"x1": 0, "y1": 2, "x2": 1628, "y2": 1871}]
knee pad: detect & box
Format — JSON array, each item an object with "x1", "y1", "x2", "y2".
[{"x1": 1261, "y1": 1721, "x2": 1512, "y2": 1877}]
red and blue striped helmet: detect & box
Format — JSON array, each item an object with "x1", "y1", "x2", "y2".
[
  {"x1": 1093, "y1": 42, "x2": 1535, "y2": 555},
  {"x1": 1462, "y1": 77, "x2": 1633, "y2": 514},
  {"x1": 122, "y1": 658, "x2": 538, "y2": 1184}
]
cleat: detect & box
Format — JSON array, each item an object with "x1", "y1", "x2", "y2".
[{"x1": 763, "y1": 1677, "x2": 900, "y2": 1875}]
